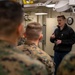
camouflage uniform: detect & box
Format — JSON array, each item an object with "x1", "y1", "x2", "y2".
[
  {"x1": 17, "y1": 41, "x2": 55, "y2": 75},
  {"x1": 18, "y1": 37, "x2": 26, "y2": 46},
  {"x1": 0, "y1": 40, "x2": 48, "y2": 75},
  {"x1": 57, "y1": 51, "x2": 75, "y2": 75}
]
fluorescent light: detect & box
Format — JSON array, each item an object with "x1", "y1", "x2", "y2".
[
  {"x1": 26, "y1": 1, "x2": 29, "y2": 4},
  {"x1": 35, "y1": 13, "x2": 47, "y2": 15},
  {"x1": 46, "y1": 4, "x2": 55, "y2": 8}
]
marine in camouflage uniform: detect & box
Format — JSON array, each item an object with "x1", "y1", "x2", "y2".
[
  {"x1": 0, "y1": 40, "x2": 48, "y2": 75},
  {"x1": 17, "y1": 22, "x2": 55, "y2": 75},
  {"x1": 0, "y1": 1, "x2": 48, "y2": 75},
  {"x1": 17, "y1": 41, "x2": 54, "y2": 75},
  {"x1": 57, "y1": 51, "x2": 75, "y2": 75}
]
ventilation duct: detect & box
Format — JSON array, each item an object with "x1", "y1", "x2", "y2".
[
  {"x1": 69, "y1": 0, "x2": 75, "y2": 13},
  {"x1": 54, "y1": 0, "x2": 70, "y2": 12},
  {"x1": 69, "y1": 0, "x2": 75, "y2": 5}
]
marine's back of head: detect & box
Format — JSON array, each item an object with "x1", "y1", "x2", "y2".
[{"x1": 0, "y1": 0, "x2": 23, "y2": 37}]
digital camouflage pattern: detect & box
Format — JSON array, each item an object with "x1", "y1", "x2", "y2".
[
  {"x1": 57, "y1": 51, "x2": 75, "y2": 75},
  {"x1": 17, "y1": 41, "x2": 55, "y2": 75},
  {"x1": 18, "y1": 37, "x2": 26, "y2": 46},
  {"x1": 0, "y1": 40, "x2": 48, "y2": 75}
]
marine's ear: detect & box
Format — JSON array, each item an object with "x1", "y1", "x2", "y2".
[
  {"x1": 39, "y1": 33, "x2": 43, "y2": 41},
  {"x1": 18, "y1": 24, "x2": 24, "y2": 37},
  {"x1": 24, "y1": 32, "x2": 27, "y2": 38}
]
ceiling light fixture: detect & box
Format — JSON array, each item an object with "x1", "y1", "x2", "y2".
[{"x1": 35, "y1": 13, "x2": 47, "y2": 15}]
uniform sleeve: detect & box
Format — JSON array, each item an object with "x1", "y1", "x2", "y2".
[
  {"x1": 50, "y1": 36, "x2": 56, "y2": 43},
  {"x1": 36, "y1": 50, "x2": 55, "y2": 75},
  {"x1": 38, "y1": 56, "x2": 55, "y2": 75},
  {"x1": 62, "y1": 28, "x2": 75, "y2": 45},
  {"x1": 57, "y1": 53, "x2": 75, "y2": 75}
]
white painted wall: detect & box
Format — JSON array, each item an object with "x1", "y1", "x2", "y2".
[{"x1": 45, "y1": 18, "x2": 58, "y2": 56}]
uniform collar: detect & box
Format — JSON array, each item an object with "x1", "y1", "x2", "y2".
[{"x1": 25, "y1": 40, "x2": 37, "y2": 46}]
